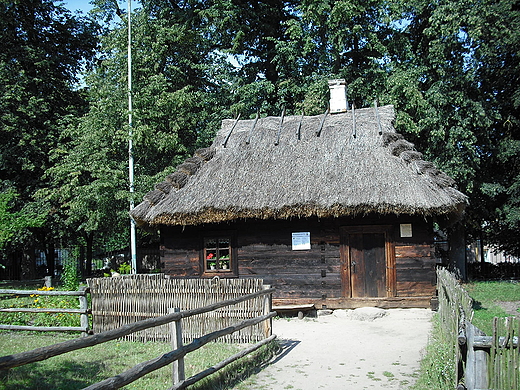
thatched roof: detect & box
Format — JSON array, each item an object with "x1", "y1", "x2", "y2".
[{"x1": 131, "y1": 105, "x2": 467, "y2": 227}]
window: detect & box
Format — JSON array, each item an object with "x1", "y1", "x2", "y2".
[{"x1": 203, "y1": 237, "x2": 232, "y2": 273}]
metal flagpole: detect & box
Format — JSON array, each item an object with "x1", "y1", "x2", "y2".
[{"x1": 128, "y1": 0, "x2": 137, "y2": 274}]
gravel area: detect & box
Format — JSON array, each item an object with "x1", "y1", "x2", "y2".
[{"x1": 240, "y1": 308, "x2": 433, "y2": 390}]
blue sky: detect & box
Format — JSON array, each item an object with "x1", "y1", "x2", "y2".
[
  {"x1": 62, "y1": 1, "x2": 139, "y2": 15},
  {"x1": 62, "y1": 0, "x2": 95, "y2": 13}
]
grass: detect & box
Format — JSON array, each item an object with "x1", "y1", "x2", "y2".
[
  {"x1": 411, "y1": 280, "x2": 520, "y2": 389},
  {"x1": 409, "y1": 314, "x2": 455, "y2": 390},
  {"x1": 0, "y1": 332, "x2": 278, "y2": 390},
  {"x1": 464, "y1": 280, "x2": 520, "y2": 335}
]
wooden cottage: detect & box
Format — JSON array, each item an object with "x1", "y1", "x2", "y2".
[{"x1": 131, "y1": 100, "x2": 467, "y2": 309}]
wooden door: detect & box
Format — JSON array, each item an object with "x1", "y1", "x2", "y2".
[{"x1": 340, "y1": 226, "x2": 395, "y2": 298}]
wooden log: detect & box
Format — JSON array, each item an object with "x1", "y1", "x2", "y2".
[
  {"x1": 246, "y1": 109, "x2": 259, "y2": 145},
  {"x1": 0, "y1": 288, "x2": 275, "y2": 370},
  {"x1": 0, "y1": 289, "x2": 88, "y2": 296},
  {"x1": 474, "y1": 349, "x2": 489, "y2": 389},
  {"x1": 169, "y1": 334, "x2": 277, "y2": 390},
  {"x1": 170, "y1": 308, "x2": 185, "y2": 385},
  {"x1": 82, "y1": 312, "x2": 277, "y2": 390},
  {"x1": 465, "y1": 321, "x2": 476, "y2": 390},
  {"x1": 222, "y1": 113, "x2": 240, "y2": 147},
  {"x1": 473, "y1": 335, "x2": 518, "y2": 349},
  {"x1": 0, "y1": 308, "x2": 88, "y2": 314},
  {"x1": 274, "y1": 107, "x2": 285, "y2": 146},
  {"x1": 0, "y1": 325, "x2": 87, "y2": 332},
  {"x1": 396, "y1": 281, "x2": 436, "y2": 297},
  {"x1": 395, "y1": 245, "x2": 433, "y2": 258},
  {"x1": 272, "y1": 296, "x2": 433, "y2": 309},
  {"x1": 458, "y1": 320, "x2": 467, "y2": 346},
  {"x1": 263, "y1": 285, "x2": 273, "y2": 338},
  {"x1": 465, "y1": 322, "x2": 489, "y2": 390},
  {"x1": 79, "y1": 286, "x2": 89, "y2": 337}
]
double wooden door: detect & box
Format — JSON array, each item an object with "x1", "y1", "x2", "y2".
[{"x1": 340, "y1": 226, "x2": 395, "y2": 298}]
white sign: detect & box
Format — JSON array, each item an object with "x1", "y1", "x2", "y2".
[
  {"x1": 400, "y1": 224, "x2": 413, "y2": 238},
  {"x1": 292, "y1": 232, "x2": 311, "y2": 250}
]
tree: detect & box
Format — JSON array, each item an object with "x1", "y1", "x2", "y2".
[
  {"x1": 41, "y1": 0, "x2": 237, "y2": 269},
  {"x1": 0, "y1": 0, "x2": 99, "y2": 277},
  {"x1": 466, "y1": 0, "x2": 520, "y2": 256},
  {"x1": 384, "y1": 0, "x2": 520, "y2": 256},
  {"x1": 0, "y1": 187, "x2": 44, "y2": 252}
]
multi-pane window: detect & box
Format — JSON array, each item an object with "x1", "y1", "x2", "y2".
[{"x1": 204, "y1": 237, "x2": 232, "y2": 272}]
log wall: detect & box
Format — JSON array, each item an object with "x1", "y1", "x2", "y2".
[
  {"x1": 394, "y1": 220, "x2": 436, "y2": 298},
  {"x1": 160, "y1": 214, "x2": 436, "y2": 308}
]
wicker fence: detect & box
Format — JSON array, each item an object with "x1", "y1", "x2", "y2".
[
  {"x1": 87, "y1": 274, "x2": 270, "y2": 343},
  {"x1": 437, "y1": 268, "x2": 519, "y2": 390}
]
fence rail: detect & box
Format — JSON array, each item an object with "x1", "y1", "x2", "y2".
[
  {"x1": 0, "y1": 287, "x2": 90, "y2": 335},
  {"x1": 437, "y1": 268, "x2": 520, "y2": 390}
]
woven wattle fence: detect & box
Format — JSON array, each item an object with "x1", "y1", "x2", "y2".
[{"x1": 87, "y1": 274, "x2": 270, "y2": 343}]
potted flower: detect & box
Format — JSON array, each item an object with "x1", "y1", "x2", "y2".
[{"x1": 206, "y1": 253, "x2": 217, "y2": 270}]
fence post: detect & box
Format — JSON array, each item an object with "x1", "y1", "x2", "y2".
[
  {"x1": 79, "y1": 286, "x2": 89, "y2": 337},
  {"x1": 44, "y1": 276, "x2": 52, "y2": 288},
  {"x1": 170, "y1": 308, "x2": 185, "y2": 385},
  {"x1": 263, "y1": 285, "x2": 272, "y2": 337}
]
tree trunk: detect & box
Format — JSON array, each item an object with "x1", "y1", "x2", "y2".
[
  {"x1": 449, "y1": 222, "x2": 467, "y2": 280},
  {"x1": 85, "y1": 232, "x2": 94, "y2": 277},
  {"x1": 45, "y1": 241, "x2": 55, "y2": 277},
  {"x1": 79, "y1": 245, "x2": 86, "y2": 278},
  {"x1": 21, "y1": 245, "x2": 36, "y2": 280}
]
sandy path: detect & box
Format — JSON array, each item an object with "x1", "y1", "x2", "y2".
[{"x1": 245, "y1": 308, "x2": 433, "y2": 390}]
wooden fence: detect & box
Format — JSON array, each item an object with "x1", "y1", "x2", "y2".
[
  {"x1": 87, "y1": 274, "x2": 270, "y2": 343},
  {"x1": 437, "y1": 268, "x2": 519, "y2": 390},
  {"x1": 0, "y1": 287, "x2": 90, "y2": 335},
  {"x1": 0, "y1": 287, "x2": 276, "y2": 390}
]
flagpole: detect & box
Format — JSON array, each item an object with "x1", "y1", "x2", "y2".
[{"x1": 128, "y1": 0, "x2": 137, "y2": 274}]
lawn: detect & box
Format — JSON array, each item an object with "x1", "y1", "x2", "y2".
[
  {"x1": 0, "y1": 332, "x2": 276, "y2": 390},
  {"x1": 464, "y1": 280, "x2": 520, "y2": 335}
]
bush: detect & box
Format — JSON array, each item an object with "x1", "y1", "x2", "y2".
[{"x1": 61, "y1": 256, "x2": 80, "y2": 291}]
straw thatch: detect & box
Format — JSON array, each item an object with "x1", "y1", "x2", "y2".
[{"x1": 131, "y1": 105, "x2": 467, "y2": 227}]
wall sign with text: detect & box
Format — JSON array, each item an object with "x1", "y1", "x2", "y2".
[{"x1": 292, "y1": 232, "x2": 311, "y2": 250}]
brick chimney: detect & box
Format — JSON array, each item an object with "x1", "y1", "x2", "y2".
[{"x1": 328, "y1": 79, "x2": 348, "y2": 113}]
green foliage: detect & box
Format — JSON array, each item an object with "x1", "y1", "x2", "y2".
[
  {"x1": 1, "y1": 0, "x2": 520, "y2": 262},
  {"x1": 117, "y1": 263, "x2": 131, "y2": 275},
  {"x1": 0, "y1": 0, "x2": 99, "y2": 272},
  {"x1": 61, "y1": 256, "x2": 81, "y2": 291},
  {"x1": 0, "y1": 187, "x2": 44, "y2": 250}
]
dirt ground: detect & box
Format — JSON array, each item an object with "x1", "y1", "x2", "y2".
[
  {"x1": 241, "y1": 308, "x2": 433, "y2": 390},
  {"x1": 497, "y1": 301, "x2": 520, "y2": 318}
]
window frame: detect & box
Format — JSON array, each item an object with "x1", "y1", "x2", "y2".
[{"x1": 201, "y1": 235, "x2": 237, "y2": 276}]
